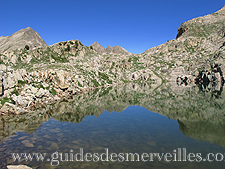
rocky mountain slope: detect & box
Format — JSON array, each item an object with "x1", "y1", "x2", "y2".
[
  {"x1": 144, "y1": 5, "x2": 225, "y2": 85},
  {"x1": 0, "y1": 38, "x2": 161, "y2": 115},
  {"x1": 0, "y1": 5, "x2": 224, "y2": 115},
  {"x1": 0, "y1": 27, "x2": 47, "y2": 53}
]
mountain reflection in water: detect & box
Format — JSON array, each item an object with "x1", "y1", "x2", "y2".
[{"x1": 0, "y1": 82, "x2": 225, "y2": 168}]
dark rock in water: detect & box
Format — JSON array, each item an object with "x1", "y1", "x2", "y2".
[{"x1": 195, "y1": 63, "x2": 225, "y2": 92}]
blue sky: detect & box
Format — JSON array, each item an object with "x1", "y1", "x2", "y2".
[{"x1": 0, "y1": 0, "x2": 224, "y2": 53}]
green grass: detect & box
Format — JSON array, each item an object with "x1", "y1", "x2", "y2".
[
  {"x1": 92, "y1": 88, "x2": 99, "y2": 95},
  {"x1": 98, "y1": 87, "x2": 112, "y2": 97},
  {"x1": 50, "y1": 88, "x2": 57, "y2": 95},
  {"x1": 91, "y1": 79, "x2": 100, "y2": 87},
  {"x1": 34, "y1": 83, "x2": 45, "y2": 89},
  {"x1": 98, "y1": 72, "x2": 112, "y2": 84},
  {"x1": 78, "y1": 81, "x2": 83, "y2": 87},
  {"x1": 152, "y1": 70, "x2": 165, "y2": 83},
  {"x1": 17, "y1": 118, "x2": 26, "y2": 122},
  {"x1": 51, "y1": 53, "x2": 69, "y2": 63},
  {"x1": 0, "y1": 97, "x2": 14, "y2": 105},
  {"x1": 0, "y1": 59, "x2": 4, "y2": 64},
  {"x1": 18, "y1": 80, "x2": 28, "y2": 85},
  {"x1": 11, "y1": 88, "x2": 19, "y2": 96}
]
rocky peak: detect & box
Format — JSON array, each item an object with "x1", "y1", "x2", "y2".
[
  {"x1": 90, "y1": 41, "x2": 105, "y2": 53},
  {"x1": 112, "y1": 46, "x2": 131, "y2": 55},
  {"x1": 106, "y1": 45, "x2": 113, "y2": 53},
  {"x1": 91, "y1": 42, "x2": 131, "y2": 55},
  {"x1": 106, "y1": 45, "x2": 131, "y2": 55},
  {"x1": 0, "y1": 27, "x2": 47, "y2": 53}
]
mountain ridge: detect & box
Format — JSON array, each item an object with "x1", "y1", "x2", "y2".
[
  {"x1": 0, "y1": 5, "x2": 224, "y2": 115},
  {"x1": 0, "y1": 28, "x2": 132, "y2": 55},
  {"x1": 1, "y1": 5, "x2": 225, "y2": 55}
]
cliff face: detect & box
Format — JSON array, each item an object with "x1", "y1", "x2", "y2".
[{"x1": 0, "y1": 27, "x2": 47, "y2": 53}]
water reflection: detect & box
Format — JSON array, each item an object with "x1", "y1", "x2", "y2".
[
  {"x1": 1, "y1": 82, "x2": 225, "y2": 144},
  {"x1": 0, "y1": 82, "x2": 225, "y2": 168},
  {"x1": 179, "y1": 120, "x2": 225, "y2": 148}
]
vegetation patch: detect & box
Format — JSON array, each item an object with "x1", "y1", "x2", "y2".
[
  {"x1": 78, "y1": 81, "x2": 83, "y2": 87},
  {"x1": 98, "y1": 72, "x2": 112, "y2": 84},
  {"x1": 11, "y1": 88, "x2": 19, "y2": 96},
  {"x1": 50, "y1": 88, "x2": 57, "y2": 95},
  {"x1": 98, "y1": 87, "x2": 112, "y2": 97},
  {"x1": 51, "y1": 54, "x2": 69, "y2": 63},
  {"x1": 0, "y1": 97, "x2": 14, "y2": 105},
  {"x1": 0, "y1": 59, "x2": 4, "y2": 64},
  {"x1": 18, "y1": 80, "x2": 28, "y2": 85},
  {"x1": 91, "y1": 79, "x2": 100, "y2": 87}
]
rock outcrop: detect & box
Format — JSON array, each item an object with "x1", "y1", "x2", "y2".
[
  {"x1": 0, "y1": 27, "x2": 47, "y2": 53},
  {"x1": 143, "y1": 5, "x2": 225, "y2": 86},
  {"x1": 176, "y1": 5, "x2": 225, "y2": 40}
]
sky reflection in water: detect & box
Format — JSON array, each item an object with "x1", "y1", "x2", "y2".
[{"x1": 1, "y1": 105, "x2": 225, "y2": 169}]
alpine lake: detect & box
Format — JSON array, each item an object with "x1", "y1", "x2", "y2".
[{"x1": 0, "y1": 82, "x2": 225, "y2": 169}]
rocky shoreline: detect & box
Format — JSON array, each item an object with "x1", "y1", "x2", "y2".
[
  {"x1": 1, "y1": 81, "x2": 225, "y2": 150},
  {"x1": 0, "y1": 64, "x2": 122, "y2": 115}
]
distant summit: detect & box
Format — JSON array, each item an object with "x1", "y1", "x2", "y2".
[
  {"x1": 91, "y1": 41, "x2": 105, "y2": 53},
  {"x1": 0, "y1": 27, "x2": 47, "y2": 53},
  {"x1": 91, "y1": 41, "x2": 131, "y2": 55}
]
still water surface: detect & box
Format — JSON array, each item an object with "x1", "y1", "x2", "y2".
[{"x1": 0, "y1": 83, "x2": 225, "y2": 168}]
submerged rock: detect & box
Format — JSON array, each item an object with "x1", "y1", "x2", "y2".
[{"x1": 7, "y1": 165, "x2": 32, "y2": 169}]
